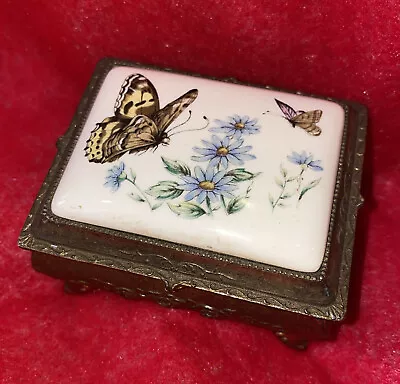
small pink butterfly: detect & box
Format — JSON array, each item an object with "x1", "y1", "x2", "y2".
[{"x1": 275, "y1": 99, "x2": 322, "y2": 136}]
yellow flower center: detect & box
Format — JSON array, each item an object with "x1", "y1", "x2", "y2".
[
  {"x1": 234, "y1": 122, "x2": 245, "y2": 129},
  {"x1": 199, "y1": 181, "x2": 215, "y2": 191},
  {"x1": 216, "y1": 146, "x2": 229, "y2": 156}
]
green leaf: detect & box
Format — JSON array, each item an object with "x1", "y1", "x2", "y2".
[
  {"x1": 146, "y1": 181, "x2": 183, "y2": 200},
  {"x1": 130, "y1": 193, "x2": 145, "y2": 202},
  {"x1": 280, "y1": 164, "x2": 288, "y2": 178},
  {"x1": 275, "y1": 176, "x2": 284, "y2": 188},
  {"x1": 226, "y1": 196, "x2": 247, "y2": 214},
  {"x1": 226, "y1": 168, "x2": 260, "y2": 182},
  {"x1": 151, "y1": 202, "x2": 163, "y2": 210},
  {"x1": 268, "y1": 193, "x2": 275, "y2": 207},
  {"x1": 168, "y1": 202, "x2": 207, "y2": 218},
  {"x1": 161, "y1": 157, "x2": 191, "y2": 176},
  {"x1": 245, "y1": 184, "x2": 253, "y2": 196},
  {"x1": 129, "y1": 169, "x2": 137, "y2": 183},
  {"x1": 281, "y1": 192, "x2": 294, "y2": 199},
  {"x1": 299, "y1": 178, "x2": 321, "y2": 201}
]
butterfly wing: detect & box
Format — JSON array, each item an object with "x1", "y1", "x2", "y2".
[
  {"x1": 86, "y1": 74, "x2": 160, "y2": 162},
  {"x1": 275, "y1": 99, "x2": 297, "y2": 120},
  {"x1": 86, "y1": 75, "x2": 198, "y2": 163},
  {"x1": 292, "y1": 110, "x2": 323, "y2": 136},
  {"x1": 99, "y1": 115, "x2": 160, "y2": 163},
  {"x1": 101, "y1": 89, "x2": 199, "y2": 162},
  {"x1": 85, "y1": 116, "x2": 127, "y2": 163},
  {"x1": 114, "y1": 74, "x2": 160, "y2": 120},
  {"x1": 152, "y1": 89, "x2": 198, "y2": 133}
]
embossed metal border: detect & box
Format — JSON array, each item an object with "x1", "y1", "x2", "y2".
[{"x1": 18, "y1": 58, "x2": 367, "y2": 321}]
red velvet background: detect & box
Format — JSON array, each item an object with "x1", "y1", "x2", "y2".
[{"x1": 1, "y1": 0, "x2": 400, "y2": 383}]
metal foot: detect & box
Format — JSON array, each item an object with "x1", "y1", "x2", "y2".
[
  {"x1": 275, "y1": 330, "x2": 308, "y2": 350},
  {"x1": 64, "y1": 280, "x2": 94, "y2": 294}
]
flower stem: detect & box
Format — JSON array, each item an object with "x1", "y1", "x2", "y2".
[
  {"x1": 272, "y1": 178, "x2": 287, "y2": 211},
  {"x1": 245, "y1": 181, "x2": 254, "y2": 198},
  {"x1": 297, "y1": 168, "x2": 306, "y2": 192},
  {"x1": 296, "y1": 168, "x2": 308, "y2": 206},
  {"x1": 206, "y1": 196, "x2": 213, "y2": 216},
  {"x1": 126, "y1": 177, "x2": 154, "y2": 210},
  {"x1": 221, "y1": 195, "x2": 227, "y2": 214}
]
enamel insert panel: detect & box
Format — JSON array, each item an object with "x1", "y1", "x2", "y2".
[{"x1": 51, "y1": 66, "x2": 345, "y2": 273}]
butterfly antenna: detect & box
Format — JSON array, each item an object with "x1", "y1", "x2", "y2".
[
  {"x1": 262, "y1": 110, "x2": 283, "y2": 118},
  {"x1": 168, "y1": 116, "x2": 210, "y2": 138},
  {"x1": 165, "y1": 111, "x2": 193, "y2": 135}
]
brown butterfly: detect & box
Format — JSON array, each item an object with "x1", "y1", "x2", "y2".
[
  {"x1": 275, "y1": 99, "x2": 322, "y2": 136},
  {"x1": 85, "y1": 74, "x2": 198, "y2": 163}
]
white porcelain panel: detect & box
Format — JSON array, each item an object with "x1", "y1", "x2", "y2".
[{"x1": 52, "y1": 66, "x2": 345, "y2": 272}]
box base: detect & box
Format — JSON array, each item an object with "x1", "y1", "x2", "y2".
[{"x1": 32, "y1": 251, "x2": 339, "y2": 350}]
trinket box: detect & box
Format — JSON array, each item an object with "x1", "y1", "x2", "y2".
[{"x1": 18, "y1": 58, "x2": 366, "y2": 349}]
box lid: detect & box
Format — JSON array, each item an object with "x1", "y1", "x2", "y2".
[{"x1": 51, "y1": 65, "x2": 345, "y2": 273}]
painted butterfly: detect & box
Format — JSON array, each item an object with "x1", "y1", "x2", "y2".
[
  {"x1": 85, "y1": 74, "x2": 198, "y2": 163},
  {"x1": 275, "y1": 99, "x2": 322, "y2": 136}
]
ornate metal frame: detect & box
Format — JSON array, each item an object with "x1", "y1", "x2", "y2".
[{"x1": 18, "y1": 58, "x2": 367, "y2": 349}]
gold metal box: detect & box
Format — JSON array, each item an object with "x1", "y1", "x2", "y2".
[{"x1": 18, "y1": 58, "x2": 366, "y2": 349}]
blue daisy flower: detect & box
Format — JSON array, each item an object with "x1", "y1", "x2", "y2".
[
  {"x1": 210, "y1": 115, "x2": 260, "y2": 139},
  {"x1": 191, "y1": 135, "x2": 256, "y2": 169},
  {"x1": 178, "y1": 165, "x2": 238, "y2": 204},
  {"x1": 287, "y1": 151, "x2": 323, "y2": 171},
  {"x1": 104, "y1": 162, "x2": 127, "y2": 192}
]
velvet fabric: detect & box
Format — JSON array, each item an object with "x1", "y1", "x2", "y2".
[{"x1": 1, "y1": 1, "x2": 399, "y2": 382}]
